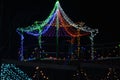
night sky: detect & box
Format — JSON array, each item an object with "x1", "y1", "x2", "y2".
[{"x1": 0, "y1": 0, "x2": 120, "y2": 59}]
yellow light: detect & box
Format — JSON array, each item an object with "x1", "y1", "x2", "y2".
[
  {"x1": 43, "y1": 76, "x2": 46, "y2": 78},
  {"x1": 36, "y1": 66, "x2": 39, "y2": 70},
  {"x1": 46, "y1": 77, "x2": 49, "y2": 79}
]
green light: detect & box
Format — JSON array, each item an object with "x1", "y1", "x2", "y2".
[
  {"x1": 118, "y1": 43, "x2": 120, "y2": 47},
  {"x1": 56, "y1": 9, "x2": 59, "y2": 58}
]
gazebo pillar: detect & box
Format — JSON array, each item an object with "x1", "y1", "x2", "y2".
[
  {"x1": 18, "y1": 32, "x2": 24, "y2": 61},
  {"x1": 56, "y1": 9, "x2": 59, "y2": 58},
  {"x1": 89, "y1": 34, "x2": 94, "y2": 60},
  {"x1": 77, "y1": 29, "x2": 80, "y2": 58}
]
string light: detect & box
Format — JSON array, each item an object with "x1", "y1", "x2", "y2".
[
  {"x1": 101, "y1": 68, "x2": 120, "y2": 80},
  {"x1": 94, "y1": 43, "x2": 120, "y2": 60},
  {"x1": 32, "y1": 66, "x2": 49, "y2": 80},
  {"x1": 73, "y1": 68, "x2": 120, "y2": 80},
  {"x1": 16, "y1": 1, "x2": 98, "y2": 61},
  {"x1": 72, "y1": 68, "x2": 90, "y2": 80},
  {"x1": 1, "y1": 64, "x2": 32, "y2": 80}
]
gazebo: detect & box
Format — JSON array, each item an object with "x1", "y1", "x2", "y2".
[{"x1": 16, "y1": 1, "x2": 98, "y2": 61}]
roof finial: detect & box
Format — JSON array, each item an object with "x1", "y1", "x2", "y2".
[{"x1": 56, "y1": 0, "x2": 59, "y2": 2}]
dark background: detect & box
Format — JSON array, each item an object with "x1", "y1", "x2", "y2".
[{"x1": 0, "y1": 0, "x2": 120, "y2": 59}]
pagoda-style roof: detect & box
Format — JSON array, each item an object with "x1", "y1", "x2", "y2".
[{"x1": 16, "y1": 1, "x2": 98, "y2": 37}]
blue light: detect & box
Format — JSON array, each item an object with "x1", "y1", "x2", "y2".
[{"x1": 1, "y1": 64, "x2": 32, "y2": 80}]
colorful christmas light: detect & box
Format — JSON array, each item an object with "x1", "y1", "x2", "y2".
[{"x1": 16, "y1": 1, "x2": 98, "y2": 61}]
